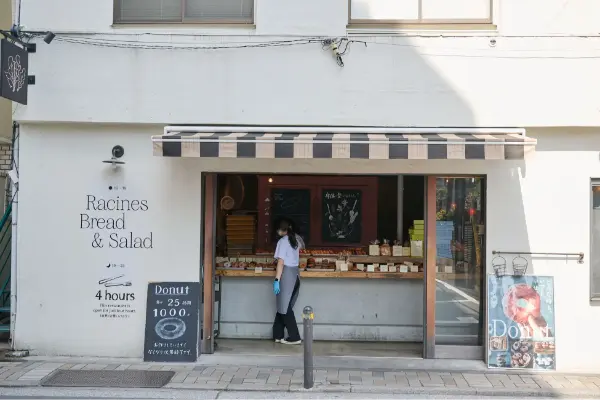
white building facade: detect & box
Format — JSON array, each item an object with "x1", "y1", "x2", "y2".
[{"x1": 9, "y1": 0, "x2": 600, "y2": 372}]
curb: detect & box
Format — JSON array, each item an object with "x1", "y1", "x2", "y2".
[
  {"x1": 1, "y1": 382, "x2": 599, "y2": 398},
  {"x1": 168, "y1": 381, "x2": 600, "y2": 398},
  {"x1": 0, "y1": 381, "x2": 40, "y2": 387}
]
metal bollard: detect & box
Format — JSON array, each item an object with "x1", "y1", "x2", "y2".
[{"x1": 302, "y1": 305, "x2": 314, "y2": 389}]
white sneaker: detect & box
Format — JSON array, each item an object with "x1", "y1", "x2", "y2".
[
  {"x1": 274, "y1": 339, "x2": 283, "y2": 343},
  {"x1": 281, "y1": 338, "x2": 302, "y2": 345}
]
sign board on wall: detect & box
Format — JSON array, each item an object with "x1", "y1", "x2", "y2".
[
  {"x1": 322, "y1": 189, "x2": 362, "y2": 243},
  {"x1": 0, "y1": 39, "x2": 28, "y2": 105},
  {"x1": 271, "y1": 188, "x2": 311, "y2": 243},
  {"x1": 83, "y1": 187, "x2": 154, "y2": 322},
  {"x1": 144, "y1": 282, "x2": 200, "y2": 362},
  {"x1": 487, "y1": 275, "x2": 555, "y2": 370}
]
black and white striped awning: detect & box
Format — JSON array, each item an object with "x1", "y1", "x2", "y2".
[{"x1": 152, "y1": 129, "x2": 536, "y2": 160}]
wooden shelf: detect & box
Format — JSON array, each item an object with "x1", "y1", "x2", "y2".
[
  {"x1": 216, "y1": 269, "x2": 424, "y2": 279},
  {"x1": 251, "y1": 254, "x2": 424, "y2": 263},
  {"x1": 345, "y1": 255, "x2": 423, "y2": 263},
  {"x1": 215, "y1": 269, "x2": 473, "y2": 280}
]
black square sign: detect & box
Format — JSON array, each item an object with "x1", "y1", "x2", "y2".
[
  {"x1": 0, "y1": 39, "x2": 28, "y2": 105},
  {"x1": 144, "y1": 282, "x2": 200, "y2": 362}
]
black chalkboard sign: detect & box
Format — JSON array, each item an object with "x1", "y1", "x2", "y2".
[
  {"x1": 322, "y1": 189, "x2": 362, "y2": 243},
  {"x1": 271, "y1": 188, "x2": 311, "y2": 243},
  {"x1": 144, "y1": 282, "x2": 200, "y2": 362}
]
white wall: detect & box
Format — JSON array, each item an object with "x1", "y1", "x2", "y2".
[
  {"x1": 14, "y1": 124, "x2": 600, "y2": 372},
  {"x1": 0, "y1": 0, "x2": 13, "y2": 140},
  {"x1": 10, "y1": 0, "x2": 600, "y2": 128},
  {"x1": 14, "y1": 124, "x2": 202, "y2": 357}
]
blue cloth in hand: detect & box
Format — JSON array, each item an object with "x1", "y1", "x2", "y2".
[{"x1": 273, "y1": 280, "x2": 280, "y2": 295}]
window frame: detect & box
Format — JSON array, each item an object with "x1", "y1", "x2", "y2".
[
  {"x1": 113, "y1": 0, "x2": 255, "y2": 25},
  {"x1": 347, "y1": 0, "x2": 494, "y2": 26},
  {"x1": 591, "y1": 180, "x2": 600, "y2": 302}
]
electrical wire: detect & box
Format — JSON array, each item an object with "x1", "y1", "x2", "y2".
[
  {"x1": 17, "y1": 0, "x2": 22, "y2": 27},
  {"x1": 23, "y1": 32, "x2": 327, "y2": 49},
  {"x1": 22, "y1": 31, "x2": 600, "y2": 59}
]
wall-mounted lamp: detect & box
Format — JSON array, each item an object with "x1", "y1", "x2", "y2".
[
  {"x1": 268, "y1": 177, "x2": 273, "y2": 183},
  {"x1": 43, "y1": 32, "x2": 55, "y2": 44},
  {"x1": 103, "y1": 145, "x2": 125, "y2": 170}
]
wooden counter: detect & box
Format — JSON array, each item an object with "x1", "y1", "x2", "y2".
[
  {"x1": 251, "y1": 255, "x2": 424, "y2": 263},
  {"x1": 343, "y1": 256, "x2": 423, "y2": 263},
  {"x1": 216, "y1": 269, "x2": 423, "y2": 279},
  {"x1": 216, "y1": 269, "x2": 472, "y2": 280}
]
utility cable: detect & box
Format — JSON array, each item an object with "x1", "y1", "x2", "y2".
[{"x1": 21, "y1": 32, "x2": 600, "y2": 60}]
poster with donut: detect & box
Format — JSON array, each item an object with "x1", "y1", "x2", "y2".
[{"x1": 487, "y1": 275, "x2": 555, "y2": 370}]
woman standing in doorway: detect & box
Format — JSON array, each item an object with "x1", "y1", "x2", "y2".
[{"x1": 272, "y1": 219, "x2": 304, "y2": 345}]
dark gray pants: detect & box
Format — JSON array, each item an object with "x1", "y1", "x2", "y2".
[{"x1": 273, "y1": 277, "x2": 301, "y2": 341}]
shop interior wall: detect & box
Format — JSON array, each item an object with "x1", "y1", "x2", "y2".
[
  {"x1": 196, "y1": 127, "x2": 600, "y2": 372},
  {"x1": 14, "y1": 124, "x2": 202, "y2": 357},
  {"x1": 216, "y1": 175, "x2": 422, "y2": 243}
]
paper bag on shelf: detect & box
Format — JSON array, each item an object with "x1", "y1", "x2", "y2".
[
  {"x1": 336, "y1": 259, "x2": 349, "y2": 272},
  {"x1": 367, "y1": 264, "x2": 375, "y2": 272},
  {"x1": 369, "y1": 245, "x2": 380, "y2": 256},
  {"x1": 392, "y1": 245, "x2": 403, "y2": 256},
  {"x1": 380, "y1": 264, "x2": 389, "y2": 272},
  {"x1": 410, "y1": 265, "x2": 419, "y2": 273},
  {"x1": 410, "y1": 241, "x2": 423, "y2": 257},
  {"x1": 402, "y1": 247, "x2": 411, "y2": 256}
]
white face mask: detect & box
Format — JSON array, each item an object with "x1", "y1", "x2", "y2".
[{"x1": 277, "y1": 229, "x2": 286, "y2": 237}]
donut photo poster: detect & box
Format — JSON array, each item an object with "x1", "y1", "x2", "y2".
[{"x1": 487, "y1": 275, "x2": 555, "y2": 370}]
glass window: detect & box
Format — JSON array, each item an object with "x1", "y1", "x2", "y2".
[
  {"x1": 114, "y1": 0, "x2": 254, "y2": 23},
  {"x1": 434, "y1": 177, "x2": 485, "y2": 345},
  {"x1": 591, "y1": 184, "x2": 600, "y2": 300},
  {"x1": 350, "y1": 0, "x2": 492, "y2": 23}
]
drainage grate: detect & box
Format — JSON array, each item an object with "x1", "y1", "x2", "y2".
[{"x1": 42, "y1": 370, "x2": 175, "y2": 388}]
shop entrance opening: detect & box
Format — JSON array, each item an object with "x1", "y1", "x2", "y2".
[{"x1": 204, "y1": 173, "x2": 485, "y2": 359}]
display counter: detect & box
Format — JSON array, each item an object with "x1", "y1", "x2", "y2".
[
  {"x1": 214, "y1": 248, "x2": 472, "y2": 341},
  {"x1": 216, "y1": 253, "x2": 422, "y2": 342},
  {"x1": 217, "y1": 269, "x2": 423, "y2": 279},
  {"x1": 216, "y1": 254, "x2": 426, "y2": 273},
  {"x1": 216, "y1": 273, "x2": 424, "y2": 342},
  {"x1": 216, "y1": 269, "x2": 467, "y2": 280}
]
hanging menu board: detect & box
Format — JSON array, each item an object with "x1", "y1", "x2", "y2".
[
  {"x1": 322, "y1": 189, "x2": 362, "y2": 243},
  {"x1": 144, "y1": 282, "x2": 200, "y2": 362},
  {"x1": 271, "y1": 188, "x2": 311, "y2": 243}
]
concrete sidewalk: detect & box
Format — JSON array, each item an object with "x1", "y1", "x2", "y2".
[{"x1": 0, "y1": 358, "x2": 599, "y2": 398}]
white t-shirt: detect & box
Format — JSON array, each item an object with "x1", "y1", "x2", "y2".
[{"x1": 274, "y1": 234, "x2": 304, "y2": 267}]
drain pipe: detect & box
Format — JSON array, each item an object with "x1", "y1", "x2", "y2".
[{"x1": 9, "y1": 122, "x2": 19, "y2": 350}]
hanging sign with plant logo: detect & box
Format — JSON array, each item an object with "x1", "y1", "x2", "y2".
[{"x1": 0, "y1": 39, "x2": 28, "y2": 105}]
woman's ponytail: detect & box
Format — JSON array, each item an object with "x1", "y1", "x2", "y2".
[{"x1": 279, "y1": 219, "x2": 298, "y2": 250}]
